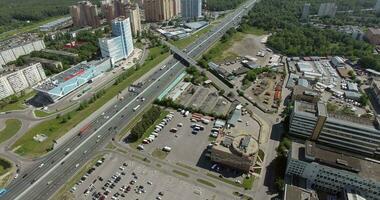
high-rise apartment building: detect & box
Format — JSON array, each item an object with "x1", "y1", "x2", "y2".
[
  {"x1": 101, "y1": 0, "x2": 142, "y2": 36},
  {"x1": 375, "y1": 0, "x2": 380, "y2": 14},
  {"x1": 181, "y1": 0, "x2": 202, "y2": 20},
  {"x1": 300, "y1": 3, "x2": 310, "y2": 21},
  {"x1": 144, "y1": 0, "x2": 175, "y2": 22},
  {"x1": 173, "y1": 0, "x2": 181, "y2": 15},
  {"x1": 70, "y1": 1, "x2": 100, "y2": 28},
  {"x1": 125, "y1": 4, "x2": 142, "y2": 36},
  {"x1": 99, "y1": 17, "x2": 134, "y2": 64},
  {"x1": 318, "y1": 3, "x2": 337, "y2": 18}
]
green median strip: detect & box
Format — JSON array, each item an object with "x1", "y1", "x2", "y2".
[
  {"x1": 172, "y1": 170, "x2": 189, "y2": 178},
  {"x1": 151, "y1": 149, "x2": 169, "y2": 160},
  {"x1": 11, "y1": 47, "x2": 169, "y2": 158},
  {"x1": 0, "y1": 119, "x2": 22, "y2": 144},
  {"x1": 34, "y1": 110, "x2": 52, "y2": 118},
  {"x1": 196, "y1": 178, "x2": 216, "y2": 188},
  {"x1": 176, "y1": 162, "x2": 198, "y2": 172}
]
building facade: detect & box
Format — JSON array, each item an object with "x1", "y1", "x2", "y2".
[
  {"x1": 289, "y1": 101, "x2": 380, "y2": 158},
  {"x1": 0, "y1": 63, "x2": 46, "y2": 100},
  {"x1": 70, "y1": 1, "x2": 100, "y2": 28},
  {"x1": 365, "y1": 28, "x2": 380, "y2": 45},
  {"x1": 144, "y1": 0, "x2": 176, "y2": 22},
  {"x1": 375, "y1": 0, "x2": 380, "y2": 14},
  {"x1": 0, "y1": 40, "x2": 45, "y2": 67},
  {"x1": 125, "y1": 4, "x2": 142, "y2": 36},
  {"x1": 318, "y1": 3, "x2": 337, "y2": 18},
  {"x1": 286, "y1": 158, "x2": 380, "y2": 200},
  {"x1": 99, "y1": 17, "x2": 134, "y2": 64},
  {"x1": 300, "y1": 3, "x2": 310, "y2": 21},
  {"x1": 181, "y1": 0, "x2": 202, "y2": 20},
  {"x1": 210, "y1": 134, "x2": 259, "y2": 173}
]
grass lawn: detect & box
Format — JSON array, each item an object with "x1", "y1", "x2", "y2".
[
  {"x1": 0, "y1": 16, "x2": 65, "y2": 40},
  {"x1": 170, "y1": 25, "x2": 214, "y2": 49},
  {"x1": 129, "y1": 110, "x2": 169, "y2": 149},
  {"x1": 0, "y1": 157, "x2": 12, "y2": 176},
  {"x1": 207, "y1": 173, "x2": 242, "y2": 188},
  {"x1": 151, "y1": 148, "x2": 169, "y2": 160},
  {"x1": 51, "y1": 154, "x2": 105, "y2": 200},
  {"x1": 176, "y1": 162, "x2": 198, "y2": 172},
  {"x1": 11, "y1": 47, "x2": 169, "y2": 158},
  {"x1": 196, "y1": 178, "x2": 216, "y2": 188},
  {"x1": 242, "y1": 26, "x2": 267, "y2": 36},
  {"x1": 34, "y1": 110, "x2": 52, "y2": 118},
  {"x1": 0, "y1": 119, "x2": 22, "y2": 144},
  {"x1": 0, "y1": 90, "x2": 36, "y2": 113},
  {"x1": 172, "y1": 170, "x2": 189, "y2": 178},
  {"x1": 242, "y1": 176, "x2": 254, "y2": 190},
  {"x1": 203, "y1": 31, "x2": 247, "y2": 63}
]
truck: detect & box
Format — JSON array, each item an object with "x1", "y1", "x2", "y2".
[
  {"x1": 133, "y1": 105, "x2": 141, "y2": 111},
  {"x1": 78, "y1": 123, "x2": 92, "y2": 135}
]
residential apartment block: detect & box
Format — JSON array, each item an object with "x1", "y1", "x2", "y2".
[
  {"x1": 70, "y1": 1, "x2": 100, "y2": 28},
  {"x1": 0, "y1": 63, "x2": 46, "y2": 100},
  {"x1": 318, "y1": 3, "x2": 337, "y2": 18},
  {"x1": 144, "y1": 0, "x2": 176, "y2": 22},
  {"x1": 181, "y1": 0, "x2": 202, "y2": 20}
]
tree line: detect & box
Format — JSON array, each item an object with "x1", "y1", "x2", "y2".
[
  {"x1": 242, "y1": 0, "x2": 380, "y2": 71},
  {"x1": 128, "y1": 106, "x2": 162, "y2": 142}
]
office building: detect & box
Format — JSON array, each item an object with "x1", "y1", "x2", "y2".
[
  {"x1": 289, "y1": 100, "x2": 380, "y2": 158},
  {"x1": 99, "y1": 17, "x2": 134, "y2": 65},
  {"x1": 32, "y1": 59, "x2": 111, "y2": 106},
  {"x1": 210, "y1": 134, "x2": 259, "y2": 173},
  {"x1": 285, "y1": 141, "x2": 380, "y2": 200},
  {"x1": 125, "y1": 4, "x2": 142, "y2": 36},
  {"x1": 300, "y1": 3, "x2": 310, "y2": 21},
  {"x1": 284, "y1": 185, "x2": 319, "y2": 200},
  {"x1": 365, "y1": 28, "x2": 380, "y2": 45},
  {"x1": 144, "y1": 0, "x2": 175, "y2": 22},
  {"x1": 375, "y1": 0, "x2": 380, "y2": 14},
  {"x1": 70, "y1": 1, "x2": 100, "y2": 28},
  {"x1": 318, "y1": 3, "x2": 337, "y2": 18},
  {"x1": 181, "y1": 0, "x2": 202, "y2": 20},
  {"x1": 0, "y1": 63, "x2": 46, "y2": 100}
]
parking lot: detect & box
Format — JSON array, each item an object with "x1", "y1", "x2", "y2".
[
  {"x1": 138, "y1": 109, "x2": 215, "y2": 168},
  {"x1": 71, "y1": 153, "x2": 225, "y2": 200}
]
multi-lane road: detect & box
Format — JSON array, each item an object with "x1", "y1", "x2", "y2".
[{"x1": 2, "y1": 0, "x2": 257, "y2": 199}]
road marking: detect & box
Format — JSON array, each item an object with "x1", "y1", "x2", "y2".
[
  {"x1": 14, "y1": 60, "x2": 182, "y2": 200},
  {"x1": 13, "y1": 1, "x2": 256, "y2": 199}
]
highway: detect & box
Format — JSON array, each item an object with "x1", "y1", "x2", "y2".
[{"x1": 2, "y1": 0, "x2": 257, "y2": 199}]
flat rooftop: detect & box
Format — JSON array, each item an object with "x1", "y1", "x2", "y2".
[
  {"x1": 284, "y1": 184, "x2": 319, "y2": 200},
  {"x1": 293, "y1": 141, "x2": 380, "y2": 182}
]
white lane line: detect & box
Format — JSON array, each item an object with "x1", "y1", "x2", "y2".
[
  {"x1": 14, "y1": 60, "x2": 182, "y2": 200},
  {"x1": 14, "y1": 2, "x2": 255, "y2": 199}
]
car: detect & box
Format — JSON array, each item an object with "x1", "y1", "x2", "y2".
[
  {"x1": 158, "y1": 191, "x2": 164, "y2": 196},
  {"x1": 147, "y1": 181, "x2": 152, "y2": 185},
  {"x1": 126, "y1": 186, "x2": 131, "y2": 191},
  {"x1": 14, "y1": 173, "x2": 19, "y2": 179},
  {"x1": 38, "y1": 163, "x2": 44, "y2": 168},
  {"x1": 75, "y1": 163, "x2": 80, "y2": 168}
]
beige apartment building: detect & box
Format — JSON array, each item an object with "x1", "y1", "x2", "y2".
[
  {"x1": 144, "y1": 0, "x2": 176, "y2": 22},
  {"x1": 70, "y1": 1, "x2": 100, "y2": 28}
]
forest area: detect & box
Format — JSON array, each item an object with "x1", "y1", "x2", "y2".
[
  {"x1": 0, "y1": 0, "x2": 99, "y2": 34},
  {"x1": 205, "y1": 0, "x2": 246, "y2": 11},
  {"x1": 241, "y1": 0, "x2": 380, "y2": 71}
]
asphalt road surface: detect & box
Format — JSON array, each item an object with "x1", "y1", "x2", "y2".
[{"x1": 2, "y1": 0, "x2": 257, "y2": 199}]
